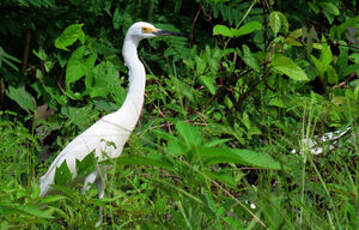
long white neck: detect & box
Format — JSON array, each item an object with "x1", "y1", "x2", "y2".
[{"x1": 112, "y1": 35, "x2": 146, "y2": 130}]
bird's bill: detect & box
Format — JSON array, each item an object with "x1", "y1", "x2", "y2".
[{"x1": 152, "y1": 29, "x2": 187, "y2": 37}]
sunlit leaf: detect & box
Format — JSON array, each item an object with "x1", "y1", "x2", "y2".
[
  {"x1": 213, "y1": 25, "x2": 233, "y2": 37},
  {"x1": 232, "y1": 21, "x2": 262, "y2": 37},
  {"x1": 199, "y1": 75, "x2": 216, "y2": 95},
  {"x1": 241, "y1": 45, "x2": 260, "y2": 72},
  {"x1": 65, "y1": 46, "x2": 86, "y2": 88},
  {"x1": 55, "y1": 24, "x2": 85, "y2": 51},
  {"x1": 213, "y1": 22, "x2": 262, "y2": 37},
  {"x1": 272, "y1": 54, "x2": 309, "y2": 81},
  {"x1": 176, "y1": 121, "x2": 201, "y2": 147},
  {"x1": 269, "y1": 11, "x2": 289, "y2": 36},
  {"x1": 199, "y1": 147, "x2": 281, "y2": 170},
  {"x1": 320, "y1": 36, "x2": 332, "y2": 67},
  {"x1": 195, "y1": 56, "x2": 207, "y2": 74},
  {"x1": 6, "y1": 86, "x2": 36, "y2": 113}
]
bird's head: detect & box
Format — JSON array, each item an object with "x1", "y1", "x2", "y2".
[{"x1": 126, "y1": 22, "x2": 187, "y2": 40}]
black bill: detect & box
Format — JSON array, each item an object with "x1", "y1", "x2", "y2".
[{"x1": 152, "y1": 30, "x2": 188, "y2": 37}]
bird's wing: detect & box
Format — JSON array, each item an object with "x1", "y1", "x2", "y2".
[{"x1": 39, "y1": 113, "x2": 133, "y2": 195}]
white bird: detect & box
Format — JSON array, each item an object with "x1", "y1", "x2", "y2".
[{"x1": 38, "y1": 22, "x2": 186, "y2": 198}]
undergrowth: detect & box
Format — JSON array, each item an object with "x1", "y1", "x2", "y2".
[{"x1": 1, "y1": 0, "x2": 359, "y2": 229}]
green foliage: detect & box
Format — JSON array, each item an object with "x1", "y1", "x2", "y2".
[
  {"x1": 54, "y1": 160, "x2": 72, "y2": 186},
  {"x1": 55, "y1": 24, "x2": 85, "y2": 51},
  {"x1": 269, "y1": 11, "x2": 289, "y2": 36},
  {"x1": 1, "y1": 0, "x2": 359, "y2": 229},
  {"x1": 271, "y1": 54, "x2": 309, "y2": 81},
  {"x1": 213, "y1": 21, "x2": 262, "y2": 37},
  {"x1": 6, "y1": 86, "x2": 36, "y2": 113},
  {"x1": 76, "y1": 151, "x2": 98, "y2": 177}
]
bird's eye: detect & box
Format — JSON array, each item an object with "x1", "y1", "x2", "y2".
[{"x1": 141, "y1": 27, "x2": 152, "y2": 34}]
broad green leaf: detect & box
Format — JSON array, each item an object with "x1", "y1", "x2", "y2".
[
  {"x1": 168, "y1": 140, "x2": 188, "y2": 156},
  {"x1": 289, "y1": 28, "x2": 302, "y2": 39},
  {"x1": 65, "y1": 46, "x2": 86, "y2": 88},
  {"x1": 269, "y1": 12, "x2": 281, "y2": 36},
  {"x1": 6, "y1": 86, "x2": 36, "y2": 113},
  {"x1": 65, "y1": 46, "x2": 97, "y2": 94},
  {"x1": 232, "y1": 21, "x2": 262, "y2": 37},
  {"x1": 84, "y1": 53, "x2": 97, "y2": 77},
  {"x1": 319, "y1": 2, "x2": 339, "y2": 24},
  {"x1": 61, "y1": 106, "x2": 94, "y2": 130},
  {"x1": 241, "y1": 45, "x2": 260, "y2": 72},
  {"x1": 213, "y1": 22, "x2": 262, "y2": 37},
  {"x1": 311, "y1": 55, "x2": 325, "y2": 76},
  {"x1": 213, "y1": 25, "x2": 233, "y2": 37},
  {"x1": 320, "y1": 36, "x2": 332, "y2": 67},
  {"x1": 285, "y1": 37, "x2": 303, "y2": 47},
  {"x1": 176, "y1": 121, "x2": 201, "y2": 147},
  {"x1": 199, "y1": 75, "x2": 216, "y2": 95},
  {"x1": 76, "y1": 151, "x2": 97, "y2": 177},
  {"x1": 89, "y1": 61, "x2": 119, "y2": 98},
  {"x1": 54, "y1": 160, "x2": 72, "y2": 186},
  {"x1": 272, "y1": 54, "x2": 309, "y2": 81},
  {"x1": 55, "y1": 24, "x2": 85, "y2": 51},
  {"x1": 13, "y1": 204, "x2": 53, "y2": 219},
  {"x1": 195, "y1": 56, "x2": 207, "y2": 74},
  {"x1": 269, "y1": 11, "x2": 289, "y2": 36},
  {"x1": 198, "y1": 147, "x2": 281, "y2": 170}
]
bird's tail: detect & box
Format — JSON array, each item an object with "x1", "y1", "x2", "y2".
[{"x1": 38, "y1": 171, "x2": 55, "y2": 197}]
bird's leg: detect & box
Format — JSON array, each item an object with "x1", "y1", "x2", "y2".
[
  {"x1": 95, "y1": 166, "x2": 108, "y2": 226},
  {"x1": 82, "y1": 170, "x2": 98, "y2": 193},
  {"x1": 97, "y1": 176, "x2": 105, "y2": 225},
  {"x1": 97, "y1": 174, "x2": 105, "y2": 199}
]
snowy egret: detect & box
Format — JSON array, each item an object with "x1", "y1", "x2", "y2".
[{"x1": 38, "y1": 22, "x2": 186, "y2": 198}]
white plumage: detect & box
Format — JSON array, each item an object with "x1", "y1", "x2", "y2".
[{"x1": 38, "y1": 22, "x2": 185, "y2": 198}]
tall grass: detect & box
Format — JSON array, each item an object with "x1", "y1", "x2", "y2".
[{"x1": 0, "y1": 100, "x2": 358, "y2": 229}]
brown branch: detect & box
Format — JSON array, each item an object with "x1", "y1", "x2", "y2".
[
  {"x1": 21, "y1": 29, "x2": 31, "y2": 73},
  {"x1": 153, "y1": 104, "x2": 172, "y2": 133},
  {"x1": 260, "y1": 0, "x2": 269, "y2": 51},
  {"x1": 190, "y1": 5, "x2": 202, "y2": 47}
]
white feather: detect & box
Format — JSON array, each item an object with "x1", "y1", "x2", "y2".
[{"x1": 38, "y1": 22, "x2": 160, "y2": 197}]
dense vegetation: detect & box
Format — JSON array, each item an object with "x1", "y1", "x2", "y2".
[{"x1": 1, "y1": 0, "x2": 359, "y2": 229}]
